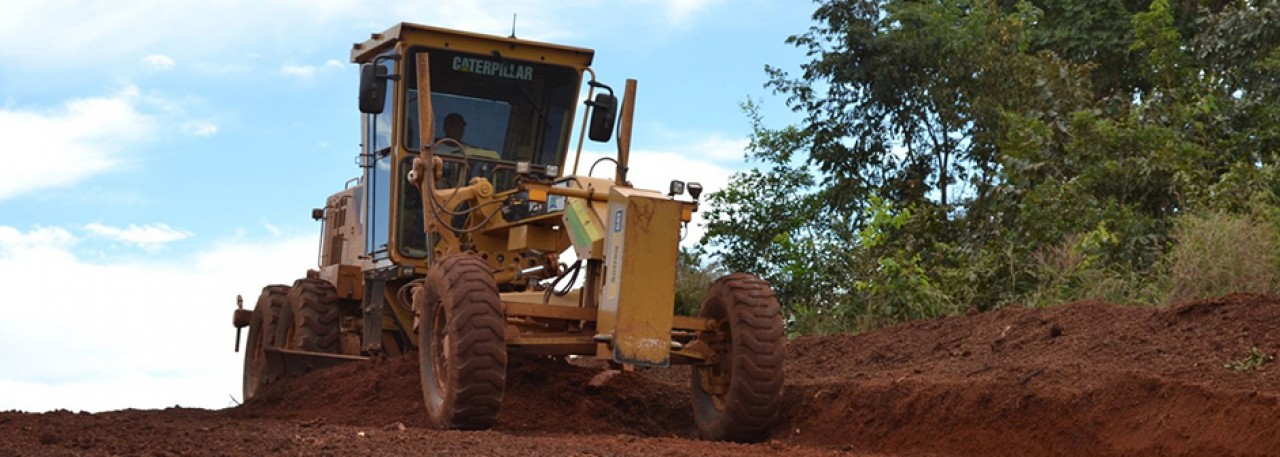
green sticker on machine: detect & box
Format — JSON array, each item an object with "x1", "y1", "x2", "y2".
[{"x1": 564, "y1": 198, "x2": 602, "y2": 259}]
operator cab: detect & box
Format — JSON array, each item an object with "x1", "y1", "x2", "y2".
[
  {"x1": 402, "y1": 50, "x2": 580, "y2": 191},
  {"x1": 351, "y1": 23, "x2": 600, "y2": 265}
]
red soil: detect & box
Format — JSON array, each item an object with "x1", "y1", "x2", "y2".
[{"x1": 3, "y1": 294, "x2": 1278, "y2": 456}]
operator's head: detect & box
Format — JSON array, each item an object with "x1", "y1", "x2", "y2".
[{"x1": 443, "y1": 113, "x2": 466, "y2": 141}]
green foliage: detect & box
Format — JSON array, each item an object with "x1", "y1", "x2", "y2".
[
  {"x1": 1163, "y1": 212, "x2": 1280, "y2": 302},
  {"x1": 703, "y1": 0, "x2": 1280, "y2": 336},
  {"x1": 771, "y1": 0, "x2": 1043, "y2": 211},
  {"x1": 674, "y1": 248, "x2": 724, "y2": 316},
  {"x1": 1022, "y1": 232, "x2": 1164, "y2": 307},
  {"x1": 1015, "y1": 209, "x2": 1280, "y2": 307},
  {"x1": 701, "y1": 101, "x2": 851, "y2": 325},
  {"x1": 1224, "y1": 347, "x2": 1275, "y2": 372},
  {"x1": 845, "y1": 199, "x2": 960, "y2": 328}
]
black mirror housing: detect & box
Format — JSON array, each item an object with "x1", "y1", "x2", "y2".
[
  {"x1": 587, "y1": 93, "x2": 617, "y2": 142},
  {"x1": 358, "y1": 64, "x2": 388, "y2": 114}
]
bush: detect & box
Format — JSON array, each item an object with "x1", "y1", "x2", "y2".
[
  {"x1": 1020, "y1": 211, "x2": 1280, "y2": 308},
  {"x1": 1023, "y1": 230, "x2": 1163, "y2": 308},
  {"x1": 674, "y1": 248, "x2": 724, "y2": 316},
  {"x1": 1163, "y1": 211, "x2": 1280, "y2": 302}
]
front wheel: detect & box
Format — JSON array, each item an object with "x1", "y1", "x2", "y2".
[
  {"x1": 415, "y1": 254, "x2": 507, "y2": 430},
  {"x1": 691, "y1": 273, "x2": 785, "y2": 442},
  {"x1": 243, "y1": 284, "x2": 289, "y2": 401},
  {"x1": 275, "y1": 278, "x2": 341, "y2": 354}
]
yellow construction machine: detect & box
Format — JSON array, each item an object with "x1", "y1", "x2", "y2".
[{"x1": 231, "y1": 22, "x2": 784, "y2": 442}]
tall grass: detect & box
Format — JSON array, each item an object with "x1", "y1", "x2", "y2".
[
  {"x1": 1025, "y1": 211, "x2": 1280, "y2": 307},
  {"x1": 1162, "y1": 211, "x2": 1280, "y2": 302},
  {"x1": 1024, "y1": 233, "x2": 1163, "y2": 307}
]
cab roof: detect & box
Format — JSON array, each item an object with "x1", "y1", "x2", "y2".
[{"x1": 350, "y1": 22, "x2": 595, "y2": 70}]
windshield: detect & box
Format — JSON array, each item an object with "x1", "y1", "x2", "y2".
[{"x1": 403, "y1": 48, "x2": 581, "y2": 171}]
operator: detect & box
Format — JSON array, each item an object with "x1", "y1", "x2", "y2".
[
  {"x1": 443, "y1": 112, "x2": 467, "y2": 146},
  {"x1": 438, "y1": 112, "x2": 500, "y2": 159},
  {"x1": 435, "y1": 112, "x2": 468, "y2": 155}
]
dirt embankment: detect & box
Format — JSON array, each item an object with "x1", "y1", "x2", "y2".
[{"x1": 3, "y1": 294, "x2": 1278, "y2": 456}]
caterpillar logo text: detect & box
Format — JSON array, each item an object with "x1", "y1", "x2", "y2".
[{"x1": 452, "y1": 56, "x2": 534, "y2": 81}]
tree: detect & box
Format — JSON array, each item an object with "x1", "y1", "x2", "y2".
[
  {"x1": 704, "y1": 0, "x2": 1280, "y2": 333},
  {"x1": 700, "y1": 101, "x2": 847, "y2": 317}
]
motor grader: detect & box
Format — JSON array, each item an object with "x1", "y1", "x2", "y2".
[{"x1": 231, "y1": 22, "x2": 784, "y2": 442}]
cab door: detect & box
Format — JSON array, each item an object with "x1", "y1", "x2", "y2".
[{"x1": 363, "y1": 56, "x2": 396, "y2": 263}]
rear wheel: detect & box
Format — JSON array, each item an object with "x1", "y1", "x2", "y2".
[
  {"x1": 416, "y1": 254, "x2": 507, "y2": 429},
  {"x1": 691, "y1": 274, "x2": 785, "y2": 442},
  {"x1": 243, "y1": 284, "x2": 289, "y2": 400},
  {"x1": 276, "y1": 278, "x2": 342, "y2": 353}
]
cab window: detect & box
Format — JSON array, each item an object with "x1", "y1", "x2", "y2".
[{"x1": 402, "y1": 48, "x2": 580, "y2": 175}]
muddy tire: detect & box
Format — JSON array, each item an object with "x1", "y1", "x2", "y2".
[
  {"x1": 276, "y1": 278, "x2": 342, "y2": 353},
  {"x1": 691, "y1": 274, "x2": 785, "y2": 442},
  {"x1": 415, "y1": 254, "x2": 506, "y2": 430},
  {"x1": 243, "y1": 284, "x2": 290, "y2": 400}
]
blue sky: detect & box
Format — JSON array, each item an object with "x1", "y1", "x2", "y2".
[{"x1": 0, "y1": 0, "x2": 813, "y2": 412}]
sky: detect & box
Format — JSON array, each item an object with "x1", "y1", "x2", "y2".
[{"x1": 0, "y1": 0, "x2": 814, "y2": 412}]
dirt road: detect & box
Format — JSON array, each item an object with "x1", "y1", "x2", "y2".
[{"x1": 3, "y1": 294, "x2": 1277, "y2": 456}]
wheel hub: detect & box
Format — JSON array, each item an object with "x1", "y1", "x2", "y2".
[{"x1": 697, "y1": 320, "x2": 733, "y2": 411}]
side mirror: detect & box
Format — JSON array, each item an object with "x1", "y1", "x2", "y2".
[
  {"x1": 358, "y1": 64, "x2": 388, "y2": 114},
  {"x1": 587, "y1": 93, "x2": 616, "y2": 142}
]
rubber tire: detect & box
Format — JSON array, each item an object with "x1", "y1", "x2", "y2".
[
  {"x1": 416, "y1": 254, "x2": 507, "y2": 430},
  {"x1": 276, "y1": 278, "x2": 342, "y2": 353},
  {"x1": 243, "y1": 284, "x2": 290, "y2": 401},
  {"x1": 691, "y1": 273, "x2": 785, "y2": 442}
]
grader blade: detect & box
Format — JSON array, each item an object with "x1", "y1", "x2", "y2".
[{"x1": 263, "y1": 347, "x2": 368, "y2": 380}]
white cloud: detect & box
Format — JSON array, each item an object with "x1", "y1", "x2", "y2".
[
  {"x1": 571, "y1": 140, "x2": 736, "y2": 247},
  {"x1": 142, "y1": 54, "x2": 175, "y2": 71},
  {"x1": 0, "y1": 86, "x2": 155, "y2": 201},
  {"x1": 651, "y1": 0, "x2": 721, "y2": 26},
  {"x1": 0, "y1": 1, "x2": 719, "y2": 74},
  {"x1": 388, "y1": 2, "x2": 554, "y2": 39},
  {"x1": 183, "y1": 121, "x2": 219, "y2": 137},
  {"x1": 0, "y1": 226, "x2": 79, "y2": 256},
  {"x1": 0, "y1": 86, "x2": 229, "y2": 200},
  {"x1": 0, "y1": 0, "x2": 359, "y2": 71},
  {"x1": 190, "y1": 61, "x2": 254, "y2": 76},
  {"x1": 280, "y1": 64, "x2": 318, "y2": 79},
  {"x1": 688, "y1": 134, "x2": 750, "y2": 163},
  {"x1": 83, "y1": 222, "x2": 192, "y2": 250},
  {"x1": 0, "y1": 225, "x2": 317, "y2": 412},
  {"x1": 263, "y1": 220, "x2": 283, "y2": 237},
  {"x1": 645, "y1": 126, "x2": 751, "y2": 163},
  {"x1": 280, "y1": 59, "x2": 348, "y2": 80},
  {"x1": 140, "y1": 93, "x2": 220, "y2": 137}
]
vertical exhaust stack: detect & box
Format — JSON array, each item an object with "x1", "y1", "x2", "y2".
[{"x1": 615, "y1": 79, "x2": 637, "y2": 187}]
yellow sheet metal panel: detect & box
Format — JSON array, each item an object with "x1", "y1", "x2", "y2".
[
  {"x1": 599, "y1": 187, "x2": 680, "y2": 367},
  {"x1": 506, "y1": 224, "x2": 565, "y2": 253},
  {"x1": 352, "y1": 22, "x2": 595, "y2": 69},
  {"x1": 319, "y1": 264, "x2": 363, "y2": 301}
]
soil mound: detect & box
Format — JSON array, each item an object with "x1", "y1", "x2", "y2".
[
  {"x1": 778, "y1": 293, "x2": 1280, "y2": 456},
  {"x1": 4, "y1": 294, "x2": 1279, "y2": 456},
  {"x1": 231, "y1": 353, "x2": 429, "y2": 428},
  {"x1": 232, "y1": 353, "x2": 695, "y2": 437}
]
